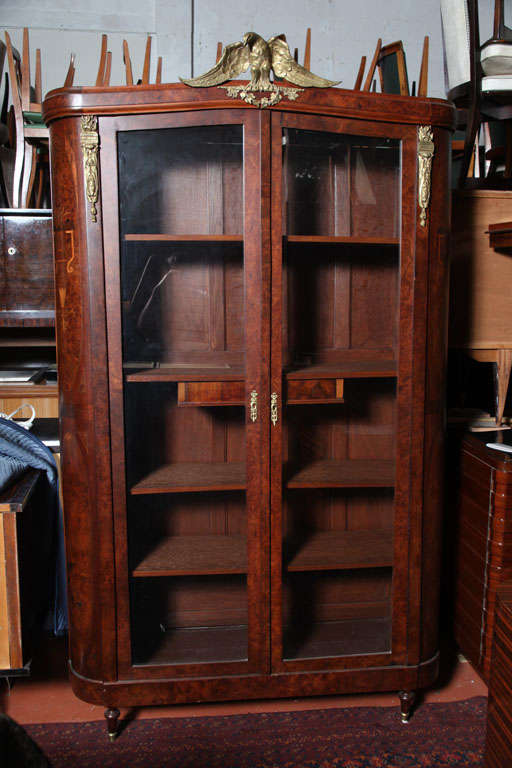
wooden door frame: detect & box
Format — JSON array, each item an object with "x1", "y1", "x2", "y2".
[
  {"x1": 99, "y1": 108, "x2": 271, "y2": 680},
  {"x1": 269, "y1": 110, "x2": 424, "y2": 672}
]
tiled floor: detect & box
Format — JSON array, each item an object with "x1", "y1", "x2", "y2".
[{"x1": 1, "y1": 636, "x2": 487, "y2": 726}]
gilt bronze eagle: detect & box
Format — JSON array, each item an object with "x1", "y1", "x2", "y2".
[{"x1": 180, "y1": 32, "x2": 340, "y2": 107}]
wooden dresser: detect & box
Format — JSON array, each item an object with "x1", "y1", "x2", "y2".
[
  {"x1": 0, "y1": 469, "x2": 44, "y2": 673},
  {"x1": 485, "y1": 582, "x2": 512, "y2": 767},
  {"x1": 43, "y1": 78, "x2": 454, "y2": 738},
  {"x1": 454, "y1": 432, "x2": 512, "y2": 682}
]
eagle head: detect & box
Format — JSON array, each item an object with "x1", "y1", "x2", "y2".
[{"x1": 242, "y1": 32, "x2": 259, "y2": 48}]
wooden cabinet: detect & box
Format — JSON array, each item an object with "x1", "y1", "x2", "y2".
[
  {"x1": 485, "y1": 582, "x2": 512, "y2": 767},
  {"x1": 0, "y1": 210, "x2": 58, "y2": 419},
  {"x1": 454, "y1": 433, "x2": 512, "y2": 682},
  {"x1": 42, "y1": 82, "x2": 454, "y2": 737},
  {"x1": 0, "y1": 470, "x2": 45, "y2": 673}
]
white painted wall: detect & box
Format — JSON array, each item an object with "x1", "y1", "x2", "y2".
[{"x1": 0, "y1": 0, "x2": 497, "y2": 100}]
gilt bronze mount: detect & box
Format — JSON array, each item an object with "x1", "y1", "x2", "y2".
[
  {"x1": 418, "y1": 125, "x2": 434, "y2": 227},
  {"x1": 180, "y1": 32, "x2": 339, "y2": 107},
  {"x1": 80, "y1": 115, "x2": 100, "y2": 223}
]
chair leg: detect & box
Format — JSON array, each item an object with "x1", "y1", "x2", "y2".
[
  {"x1": 25, "y1": 146, "x2": 38, "y2": 208},
  {"x1": 35, "y1": 164, "x2": 44, "y2": 209},
  {"x1": 504, "y1": 121, "x2": 512, "y2": 178},
  {"x1": 11, "y1": 129, "x2": 25, "y2": 208},
  {"x1": 458, "y1": 107, "x2": 480, "y2": 187},
  {"x1": 495, "y1": 349, "x2": 512, "y2": 426},
  {"x1": 20, "y1": 142, "x2": 33, "y2": 209}
]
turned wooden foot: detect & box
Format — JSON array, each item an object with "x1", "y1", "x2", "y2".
[
  {"x1": 105, "y1": 707, "x2": 120, "y2": 742},
  {"x1": 398, "y1": 690, "x2": 415, "y2": 723}
]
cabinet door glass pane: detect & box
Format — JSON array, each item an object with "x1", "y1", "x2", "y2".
[
  {"x1": 281, "y1": 128, "x2": 400, "y2": 660},
  {"x1": 117, "y1": 125, "x2": 249, "y2": 666}
]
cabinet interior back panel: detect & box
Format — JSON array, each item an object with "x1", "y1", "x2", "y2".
[
  {"x1": 284, "y1": 489, "x2": 394, "y2": 536},
  {"x1": 284, "y1": 244, "x2": 399, "y2": 363},
  {"x1": 283, "y1": 130, "x2": 400, "y2": 238},
  {"x1": 118, "y1": 125, "x2": 243, "y2": 235},
  {"x1": 283, "y1": 570, "x2": 392, "y2": 623},
  {"x1": 131, "y1": 575, "x2": 248, "y2": 629},
  {"x1": 284, "y1": 381, "x2": 396, "y2": 464},
  {"x1": 124, "y1": 384, "x2": 245, "y2": 485},
  {"x1": 128, "y1": 492, "x2": 247, "y2": 565},
  {"x1": 121, "y1": 244, "x2": 244, "y2": 364}
]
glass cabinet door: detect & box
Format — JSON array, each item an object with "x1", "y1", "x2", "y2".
[
  {"x1": 270, "y1": 113, "x2": 411, "y2": 670},
  {"x1": 101, "y1": 112, "x2": 267, "y2": 676}
]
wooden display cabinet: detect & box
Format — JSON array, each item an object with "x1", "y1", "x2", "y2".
[{"x1": 42, "y1": 80, "x2": 454, "y2": 739}]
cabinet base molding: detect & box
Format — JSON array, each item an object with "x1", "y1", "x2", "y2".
[{"x1": 69, "y1": 654, "x2": 439, "y2": 708}]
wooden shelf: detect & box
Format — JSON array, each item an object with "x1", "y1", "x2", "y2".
[
  {"x1": 489, "y1": 221, "x2": 512, "y2": 249},
  {"x1": 286, "y1": 360, "x2": 397, "y2": 380},
  {"x1": 0, "y1": 336, "x2": 56, "y2": 347},
  {"x1": 286, "y1": 530, "x2": 393, "y2": 572},
  {"x1": 125, "y1": 234, "x2": 243, "y2": 243},
  {"x1": 133, "y1": 535, "x2": 247, "y2": 577},
  {"x1": 131, "y1": 462, "x2": 246, "y2": 494},
  {"x1": 286, "y1": 235, "x2": 399, "y2": 245},
  {"x1": 284, "y1": 617, "x2": 391, "y2": 660},
  {"x1": 0, "y1": 311, "x2": 55, "y2": 327},
  {"x1": 133, "y1": 625, "x2": 248, "y2": 666},
  {"x1": 126, "y1": 365, "x2": 245, "y2": 383},
  {"x1": 286, "y1": 460, "x2": 395, "y2": 489},
  {"x1": 0, "y1": 383, "x2": 58, "y2": 397}
]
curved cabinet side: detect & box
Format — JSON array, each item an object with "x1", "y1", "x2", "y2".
[
  {"x1": 421, "y1": 126, "x2": 452, "y2": 662},
  {"x1": 50, "y1": 117, "x2": 116, "y2": 687}
]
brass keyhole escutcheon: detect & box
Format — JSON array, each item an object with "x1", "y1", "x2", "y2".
[
  {"x1": 271, "y1": 392, "x2": 278, "y2": 426},
  {"x1": 250, "y1": 390, "x2": 258, "y2": 422}
]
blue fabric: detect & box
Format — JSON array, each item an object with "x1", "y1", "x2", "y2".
[{"x1": 0, "y1": 418, "x2": 67, "y2": 633}]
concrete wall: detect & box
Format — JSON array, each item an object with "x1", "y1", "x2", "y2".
[{"x1": 1, "y1": 0, "x2": 496, "y2": 100}]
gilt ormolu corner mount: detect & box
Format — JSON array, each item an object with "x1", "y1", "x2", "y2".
[
  {"x1": 180, "y1": 31, "x2": 339, "y2": 107},
  {"x1": 418, "y1": 125, "x2": 434, "y2": 227}
]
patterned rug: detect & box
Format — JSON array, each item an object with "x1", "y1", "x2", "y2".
[{"x1": 24, "y1": 698, "x2": 486, "y2": 768}]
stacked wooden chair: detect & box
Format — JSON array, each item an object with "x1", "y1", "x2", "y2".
[
  {"x1": 3, "y1": 29, "x2": 48, "y2": 208},
  {"x1": 354, "y1": 36, "x2": 429, "y2": 96}
]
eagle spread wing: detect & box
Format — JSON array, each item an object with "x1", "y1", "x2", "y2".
[
  {"x1": 268, "y1": 35, "x2": 340, "y2": 88},
  {"x1": 180, "y1": 41, "x2": 250, "y2": 87}
]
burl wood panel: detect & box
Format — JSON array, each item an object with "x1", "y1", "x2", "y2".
[
  {"x1": 454, "y1": 434, "x2": 512, "y2": 682},
  {"x1": 287, "y1": 378, "x2": 344, "y2": 404},
  {"x1": 0, "y1": 212, "x2": 55, "y2": 321},
  {"x1": 50, "y1": 117, "x2": 117, "y2": 683},
  {"x1": 177, "y1": 381, "x2": 245, "y2": 406},
  {"x1": 420, "y1": 127, "x2": 451, "y2": 664}
]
